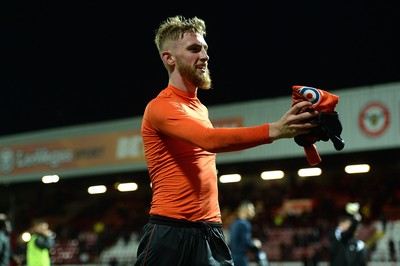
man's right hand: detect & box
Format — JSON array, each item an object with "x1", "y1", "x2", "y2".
[{"x1": 269, "y1": 101, "x2": 319, "y2": 141}]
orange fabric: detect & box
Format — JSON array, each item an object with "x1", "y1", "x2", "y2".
[
  {"x1": 304, "y1": 145, "x2": 322, "y2": 166},
  {"x1": 141, "y1": 85, "x2": 272, "y2": 223},
  {"x1": 291, "y1": 85, "x2": 340, "y2": 166},
  {"x1": 292, "y1": 85, "x2": 339, "y2": 112}
]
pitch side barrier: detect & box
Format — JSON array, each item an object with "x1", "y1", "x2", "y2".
[{"x1": 0, "y1": 82, "x2": 399, "y2": 183}]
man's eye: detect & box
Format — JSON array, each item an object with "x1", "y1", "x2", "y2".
[{"x1": 189, "y1": 48, "x2": 201, "y2": 53}]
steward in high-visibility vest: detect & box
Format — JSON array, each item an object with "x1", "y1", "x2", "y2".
[{"x1": 26, "y1": 220, "x2": 55, "y2": 266}]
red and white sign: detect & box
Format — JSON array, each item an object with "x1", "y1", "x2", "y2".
[{"x1": 359, "y1": 102, "x2": 390, "y2": 137}]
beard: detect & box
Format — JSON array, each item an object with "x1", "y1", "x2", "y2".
[{"x1": 177, "y1": 61, "x2": 212, "y2": 90}]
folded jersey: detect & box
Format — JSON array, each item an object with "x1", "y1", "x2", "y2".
[{"x1": 292, "y1": 85, "x2": 345, "y2": 165}]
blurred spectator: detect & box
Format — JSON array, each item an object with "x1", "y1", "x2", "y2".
[
  {"x1": 229, "y1": 200, "x2": 268, "y2": 266},
  {"x1": 0, "y1": 213, "x2": 21, "y2": 266},
  {"x1": 389, "y1": 238, "x2": 397, "y2": 262},
  {"x1": 328, "y1": 202, "x2": 367, "y2": 266},
  {"x1": 0, "y1": 213, "x2": 12, "y2": 266},
  {"x1": 26, "y1": 220, "x2": 55, "y2": 266},
  {"x1": 109, "y1": 257, "x2": 118, "y2": 266}
]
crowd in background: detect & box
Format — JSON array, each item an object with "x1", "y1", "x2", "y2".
[{"x1": 0, "y1": 165, "x2": 399, "y2": 265}]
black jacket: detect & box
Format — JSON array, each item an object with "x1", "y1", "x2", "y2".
[{"x1": 329, "y1": 216, "x2": 367, "y2": 266}]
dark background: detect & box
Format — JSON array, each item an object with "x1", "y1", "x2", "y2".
[
  {"x1": 1, "y1": 0, "x2": 399, "y2": 137},
  {"x1": 1, "y1": 3, "x2": 400, "y2": 263}
]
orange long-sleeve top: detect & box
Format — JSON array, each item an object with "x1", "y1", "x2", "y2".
[{"x1": 141, "y1": 85, "x2": 272, "y2": 223}]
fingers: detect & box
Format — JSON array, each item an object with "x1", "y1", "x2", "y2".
[
  {"x1": 269, "y1": 101, "x2": 319, "y2": 141},
  {"x1": 292, "y1": 101, "x2": 313, "y2": 113},
  {"x1": 295, "y1": 113, "x2": 319, "y2": 125},
  {"x1": 290, "y1": 101, "x2": 318, "y2": 122}
]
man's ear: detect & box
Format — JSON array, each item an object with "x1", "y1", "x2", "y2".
[{"x1": 162, "y1": 51, "x2": 174, "y2": 66}]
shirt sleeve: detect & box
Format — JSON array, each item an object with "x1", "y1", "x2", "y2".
[
  {"x1": 34, "y1": 235, "x2": 55, "y2": 250},
  {"x1": 147, "y1": 98, "x2": 272, "y2": 153}
]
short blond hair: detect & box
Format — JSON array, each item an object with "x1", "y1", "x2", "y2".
[{"x1": 154, "y1": 15, "x2": 206, "y2": 52}]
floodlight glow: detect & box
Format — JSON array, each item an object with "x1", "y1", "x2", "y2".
[
  {"x1": 298, "y1": 167, "x2": 322, "y2": 177},
  {"x1": 260, "y1": 170, "x2": 284, "y2": 180},
  {"x1": 88, "y1": 185, "x2": 107, "y2": 194},
  {"x1": 345, "y1": 164, "x2": 370, "y2": 174},
  {"x1": 219, "y1": 174, "x2": 241, "y2": 183},
  {"x1": 42, "y1": 175, "x2": 60, "y2": 184},
  {"x1": 116, "y1": 182, "x2": 138, "y2": 192}
]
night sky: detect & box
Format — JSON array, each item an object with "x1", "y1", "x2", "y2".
[{"x1": 1, "y1": 0, "x2": 399, "y2": 136}]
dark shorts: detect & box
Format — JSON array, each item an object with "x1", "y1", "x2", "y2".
[{"x1": 134, "y1": 215, "x2": 234, "y2": 266}]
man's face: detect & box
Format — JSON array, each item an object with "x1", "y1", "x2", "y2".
[
  {"x1": 34, "y1": 222, "x2": 49, "y2": 233},
  {"x1": 246, "y1": 203, "x2": 256, "y2": 219},
  {"x1": 5, "y1": 220, "x2": 12, "y2": 233},
  {"x1": 339, "y1": 220, "x2": 352, "y2": 231},
  {"x1": 173, "y1": 32, "x2": 212, "y2": 89}
]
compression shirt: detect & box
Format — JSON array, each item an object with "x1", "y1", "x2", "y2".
[{"x1": 141, "y1": 85, "x2": 272, "y2": 223}]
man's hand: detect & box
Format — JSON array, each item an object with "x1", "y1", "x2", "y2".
[
  {"x1": 269, "y1": 101, "x2": 319, "y2": 141},
  {"x1": 346, "y1": 202, "x2": 360, "y2": 215}
]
